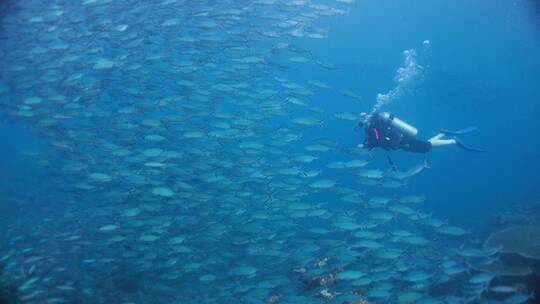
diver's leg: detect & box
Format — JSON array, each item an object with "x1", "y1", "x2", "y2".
[
  {"x1": 428, "y1": 138, "x2": 457, "y2": 147},
  {"x1": 429, "y1": 132, "x2": 485, "y2": 152},
  {"x1": 428, "y1": 133, "x2": 445, "y2": 141}
]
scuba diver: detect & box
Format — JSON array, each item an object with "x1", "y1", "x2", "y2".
[{"x1": 358, "y1": 112, "x2": 484, "y2": 154}]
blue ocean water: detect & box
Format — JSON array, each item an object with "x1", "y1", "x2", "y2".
[
  {"x1": 1, "y1": 0, "x2": 540, "y2": 303},
  {"x1": 299, "y1": 0, "x2": 540, "y2": 227}
]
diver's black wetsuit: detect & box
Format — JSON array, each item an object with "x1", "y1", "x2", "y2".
[{"x1": 362, "y1": 113, "x2": 432, "y2": 153}]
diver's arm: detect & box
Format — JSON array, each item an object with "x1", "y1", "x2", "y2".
[
  {"x1": 358, "y1": 139, "x2": 370, "y2": 149},
  {"x1": 359, "y1": 124, "x2": 372, "y2": 149}
]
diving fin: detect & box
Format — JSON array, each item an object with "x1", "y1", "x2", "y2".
[
  {"x1": 453, "y1": 137, "x2": 486, "y2": 153},
  {"x1": 440, "y1": 126, "x2": 478, "y2": 135}
]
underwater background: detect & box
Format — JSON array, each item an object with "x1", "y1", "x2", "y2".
[{"x1": 1, "y1": 0, "x2": 540, "y2": 303}]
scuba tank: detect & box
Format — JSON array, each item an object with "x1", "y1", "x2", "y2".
[{"x1": 379, "y1": 112, "x2": 418, "y2": 137}]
